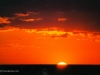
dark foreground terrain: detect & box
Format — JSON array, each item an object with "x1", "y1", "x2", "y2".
[{"x1": 0, "y1": 65, "x2": 100, "y2": 75}]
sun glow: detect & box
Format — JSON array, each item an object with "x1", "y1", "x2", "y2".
[
  {"x1": 57, "y1": 62, "x2": 67, "y2": 70},
  {"x1": 58, "y1": 62, "x2": 67, "y2": 65},
  {"x1": 1, "y1": 27, "x2": 100, "y2": 64}
]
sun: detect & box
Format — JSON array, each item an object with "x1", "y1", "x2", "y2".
[
  {"x1": 57, "y1": 62, "x2": 67, "y2": 65},
  {"x1": 57, "y1": 62, "x2": 67, "y2": 70}
]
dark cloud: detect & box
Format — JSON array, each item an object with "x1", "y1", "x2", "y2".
[
  {"x1": 0, "y1": 0, "x2": 100, "y2": 17},
  {"x1": 0, "y1": 24, "x2": 6, "y2": 28},
  {"x1": 0, "y1": 12, "x2": 100, "y2": 32},
  {"x1": 0, "y1": 0, "x2": 100, "y2": 32},
  {"x1": 0, "y1": 17, "x2": 11, "y2": 24}
]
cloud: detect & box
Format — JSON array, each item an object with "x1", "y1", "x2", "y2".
[
  {"x1": 20, "y1": 18, "x2": 43, "y2": 22},
  {"x1": 0, "y1": 11, "x2": 100, "y2": 32},
  {"x1": 21, "y1": 19, "x2": 35, "y2": 22},
  {"x1": 28, "y1": 12, "x2": 40, "y2": 14},
  {"x1": 0, "y1": 17, "x2": 11, "y2": 24},
  {"x1": 0, "y1": 0, "x2": 99, "y2": 20},
  {"x1": 1, "y1": 26, "x2": 100, "y2": 42},
  {"x1": 14, "y1": 12, "x2": 40, "y2": 17},
  {"x1": 15, "y1": 13, "x2": 29, "y2": 17},
  {"x1": 49, "y1": 30, "x2": 100, "y2": 42},
  {"x1": 36, "y1": 18, "x2": 43, "y2": 21},
  {"x1": 58, "y1": 18, "x2": 68, "y2": 22}
]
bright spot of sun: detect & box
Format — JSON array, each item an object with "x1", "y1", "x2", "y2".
[
  {"x1": 58, "y1": 62, "x2": 67, "y2": 65},
  {"x1": 57, "y1": 62, "x2": 67, "y2": 70}
]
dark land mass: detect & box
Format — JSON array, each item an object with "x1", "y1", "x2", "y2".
[{"x1": 0, "y1": 65, "x2": 100, "y2": 75}]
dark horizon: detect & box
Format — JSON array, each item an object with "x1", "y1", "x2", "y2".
[{"x1": 0, "y1": 65, "x2": 100, "y2": 75}]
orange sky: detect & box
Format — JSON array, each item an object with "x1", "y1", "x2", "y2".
[
  {"x1": 0, "y1": 0, "x2": 100, "y2": 65},
  {"x1": 0, "y1": 27, "x2": 100, "y2": 64}
]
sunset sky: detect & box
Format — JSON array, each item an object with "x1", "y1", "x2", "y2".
[{"x1": 0, "y1": 0, "x2": 100, "y2": 64}]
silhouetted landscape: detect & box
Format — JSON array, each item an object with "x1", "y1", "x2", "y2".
[{"x1": 0, "y1": 65, "x2": 100, "y2": 75}]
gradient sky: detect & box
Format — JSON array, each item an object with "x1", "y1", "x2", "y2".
[{"x1": 0, "y1": 0, "x2": 100, "y2": 64}]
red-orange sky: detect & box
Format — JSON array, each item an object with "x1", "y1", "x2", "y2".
[
  {"x1": 0, "y1": 0, "x2": 100, "y2": 64},
  {"x1": 0, "y1": 27, "x2": 100, "y2": 64}
]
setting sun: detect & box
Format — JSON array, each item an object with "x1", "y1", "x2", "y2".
[
  {"x1": 57, "y1": 62, "x2": 67, "y2": 70},
  {"x1": 58, "y1": 62, "x2": 67, "y2": 65}
]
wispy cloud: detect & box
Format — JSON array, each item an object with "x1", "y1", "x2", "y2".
[
  {"x1": 36, "y1": 18, "x2": 43, "y2": 21},
  {"x1": 20, "y1": 18, "x2": 43, "y2": 22},
  {"x1": 15, "y1": 13, "x2": 29, "y2": 17},
  {"x1": 58, "y1": 18, "x2": 68, "y2": 22},
  {"x1": 0, "y1": 17, "x2": 11, "y2": 24},
  {"x1": 21, "y1": 18, "x2": 35, "y2": 22},
  {"x1": 28, "y1": 12, "x2": 40, "y2": 14},
  {"x1": 1, "y1": 25, "x2": 100, "y2": 42},
  {"x1": 15, "y1": 12, "x2": 40, "y2": 17}
]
